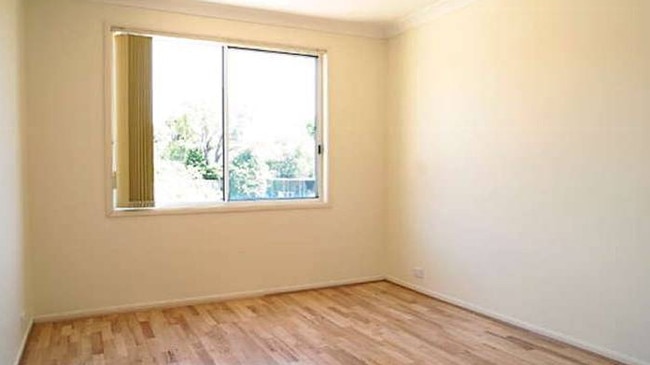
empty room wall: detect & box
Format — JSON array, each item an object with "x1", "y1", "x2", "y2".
[
  {"x1": 25, "y1": 0, "x2": 387, "y2": 318},
  {"x1": 386, "y1": 0, "x2": 650, "y2": 363},
  {"x1": 0, "y1": 0, "x2": 28, "y2": 363}
]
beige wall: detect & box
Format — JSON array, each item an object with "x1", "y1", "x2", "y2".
[
  {"x1": 0, "y1": 0, "x2": 28, "y2": 363},
  {"x1": 25, "y1": 0, "x2": 387, "y2": 317},
  {"x1": 386, "y1": 0, "x2": 650, "y2": 363}
]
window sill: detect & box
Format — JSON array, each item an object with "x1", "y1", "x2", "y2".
[{"x1": 107, "y1": 199, "x2": 331, "y2": 218}]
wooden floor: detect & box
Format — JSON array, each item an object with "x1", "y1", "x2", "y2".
[{"x1": 21, "y1": 281, "x2": 621, "y2": 365}]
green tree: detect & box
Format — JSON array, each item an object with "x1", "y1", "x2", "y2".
[
  {"x1": 160, "y1": 104, "x2": 223, "y2": 164},
  {"x1": 266, "y1": 149, "x2": 300, "y2": 178},
  {"x1": 163, "y1": 114, "x2": 193, "y2": 162},
  {"x1": 266, "y1": 148, "x2": 313, "y2": 179},
  {"x1": 229, "y1": 149, "x2": 267, "y2": 200},
  {"x1": 185, "y1": 148, "x2": 220, "y2": 181},
  {"x1": 185, "y1": 148, "x2": 207, "y2": 169},
  {"x1": 306, "y1": 120, "x2": 316, "y2": 138},
  {"x1": 158, "y1": 103, "x2": 224, "y2": 183}
]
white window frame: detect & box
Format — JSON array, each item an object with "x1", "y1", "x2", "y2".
[{"x1": 104, "y1": 25, "x2": 329, "y2": 217}]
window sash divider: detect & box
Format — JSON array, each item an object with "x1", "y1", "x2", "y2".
[{"x1": 222, "y1": 45, "x2": 231, "y2": 203}]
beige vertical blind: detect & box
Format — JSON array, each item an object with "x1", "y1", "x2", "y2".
[{"x1": 114, "y1": 34, "x2": 154, "y2": 208}]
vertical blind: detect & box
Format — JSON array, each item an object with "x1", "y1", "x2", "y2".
[{"x1": 114, "y1": 34, "x2": 155, "y2": 208}]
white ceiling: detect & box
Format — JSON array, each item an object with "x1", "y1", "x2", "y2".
[{"x1": 200, "y1": 0, "x2": 437, "y2": 23}]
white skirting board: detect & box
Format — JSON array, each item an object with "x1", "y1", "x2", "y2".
[
  {"x1": 33, "y1": 275, "x2": 385, "y2": 323},
  {"x1": 14, "y1": 318, "x2": 33, "y2": 365},
  {"x1": 385, "y1": 276, "x2": 647, "y2": 365}
]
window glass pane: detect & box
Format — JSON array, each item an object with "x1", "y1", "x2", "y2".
[
  {"x1": 227, "y1": 48, "x2": 318, "y2": 201},
  {"x1": 152, "y1": 36, "x2": 224, "y2": 206}
]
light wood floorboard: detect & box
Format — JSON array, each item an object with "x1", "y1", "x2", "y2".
[{"x1": 20, "y1": 281, "x2": 622, "y2": 365}]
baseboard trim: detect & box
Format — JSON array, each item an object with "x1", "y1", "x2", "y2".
[
  {"x1": 34, "y1": 275, "x2": 385, "y2": 323},
  {"x1": 385, "y1": 276, "x2": 646, "y2": 365},
  {"x1": 14, "y1": 318, "x2": 33, "y2": 365}
]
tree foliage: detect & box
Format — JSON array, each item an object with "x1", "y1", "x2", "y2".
[
  {"x1": 229, "y1": 149, "x2": 268, "y2": 200},
  {"x1": 157, "y1": 106, "x2": 315, "y2": 199},
  {"x1": 161, "y1": 105, "x2": 223, "y2": 166},
  {"x1": 266, "y1": 149, "x2": 312, "y2": 179},
  {"x1": 185, "y1": 148, "x2": 220, "y2": 181},
  {"x1": 159, "y1": 105, "x2": 223, "y2": 183}
]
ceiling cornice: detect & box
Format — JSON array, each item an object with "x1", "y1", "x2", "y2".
[
  {"x1": 385, "y1": 0, "x2": 479, "y2": 37},
  {"x1": 92, "y1": 0, "x2": 479, "y2": 39},
  {"x1": 93, "y1": 0, "x2": 388, "y2": 38}
]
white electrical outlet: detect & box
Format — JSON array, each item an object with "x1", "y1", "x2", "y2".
[{"x1": 412, "y1": 267, "x2": 425, "y2": 279}]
